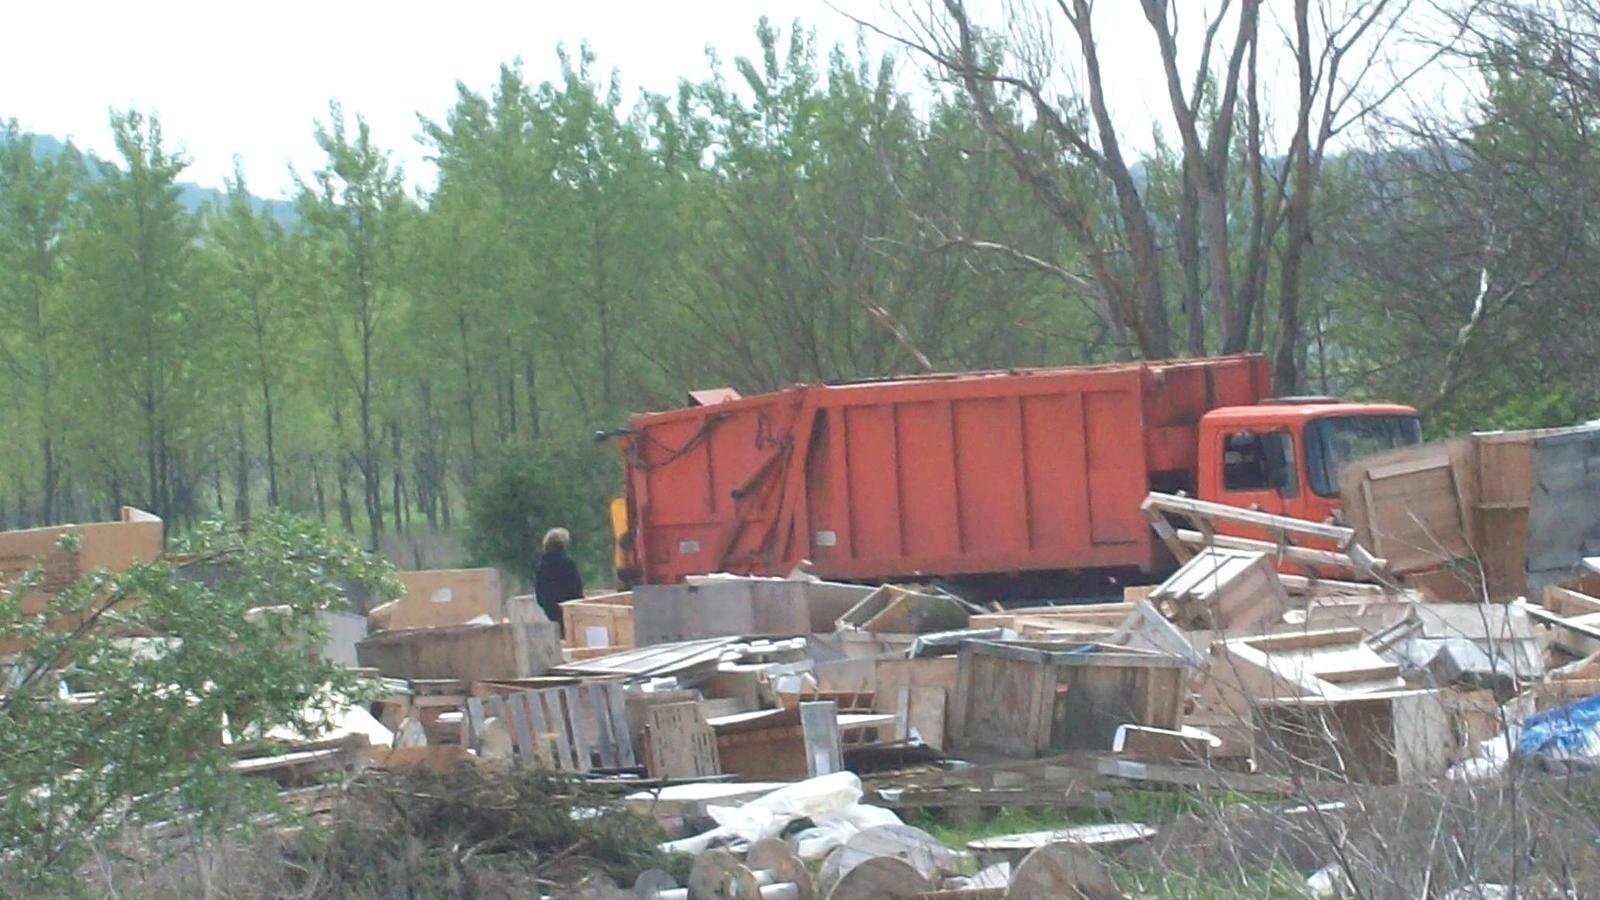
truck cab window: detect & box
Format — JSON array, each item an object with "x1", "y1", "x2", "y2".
[
  {"x1": 1223, "y1": 431, "x2": 1299, "y2": 496},
  {"x1": 1223, "y1": 433, "x2": 1270, "y2": 491},
  {"x1": 1305, "y1": 414, "x2": 1424, "y2": 497}
]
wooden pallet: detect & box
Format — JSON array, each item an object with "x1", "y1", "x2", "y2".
[{"x1": 466, "y1": 681, "x2": 635, "y2": 773}]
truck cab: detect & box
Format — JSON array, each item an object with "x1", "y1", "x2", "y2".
[{"x1": 1195, "y1": 400, "x2": 1423, "y2": 523}]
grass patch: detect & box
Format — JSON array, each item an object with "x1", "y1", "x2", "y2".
[
  {"x1": 905, "y1": 806, "x2": 1105, "y2": 853},
  {"x1": 1118, "y1": 859, "x2": 1307, "y2": 899},
  {"x1": 903, "y1": 788, "x2": 1255, "y2": 853}
]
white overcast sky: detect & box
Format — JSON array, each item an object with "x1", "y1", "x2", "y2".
[{"x1": 4, "y1": 1, "x2": 1467, "y2": 199}]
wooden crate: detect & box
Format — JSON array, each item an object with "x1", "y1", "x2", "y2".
[
  {"x1": 561, "y1": 592, "x2": 634, "y2": 649},
  {"x1": 1253, "y1": 689, "x2": 1452, "y2": 784},
  {"x1": 949, "y1": 641, "x2": 1188, "y2": 758},
  {"x1": 1148, "y1": 548, "x2": 1288, "y2": 632}
]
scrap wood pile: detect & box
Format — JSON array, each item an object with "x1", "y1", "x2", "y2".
[
  {"x1": 14, "y1": 424, "x2": 1600, "y2": 898},
  {"x1": 277, "y1": 424, "x2": 1600, "y2": 896}
]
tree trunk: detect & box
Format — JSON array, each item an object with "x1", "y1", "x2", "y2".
[
  {"x1": 457, "y1": 311, "x2": 481, "y2": 480},
  {"x1": 260, "y1": 370, "x2": 279, "y2": 507},
  {"x1": 524, "y1": 357, "x2": 540, "y2": 440},
  {"x1": 337, "y1": 454, "x2": 356, "y2": 535},
  {"x1": 312, "y1": 455, "x2": 328, "y2": 524},
  {"x1": 41, "y1": 434, "x2": 57, "y2": 526},
  {"x1": 506, "y1": 339, "x2": 518, "y2": 437},
  {"x1": 234, "y1": 415, "x2": 251, "y2": 521},
  {"x1": 390, "y1": 420, "x2": 405, "y2": 535},
  {"x1": 1273, "y1": 0, "x2": 1316, "y2": 395},
  {"x1": 1176, "y1": 175, "x2": 1206, "y2": 356}
]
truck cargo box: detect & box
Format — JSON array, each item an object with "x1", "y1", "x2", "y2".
[{"x1": 618, "y1": 355, "x2": 1270, "y2": 586}]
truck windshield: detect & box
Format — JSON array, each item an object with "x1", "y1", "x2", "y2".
[{"x1": 1305, "y1": 414, "x2": 1423, "y2": 497}]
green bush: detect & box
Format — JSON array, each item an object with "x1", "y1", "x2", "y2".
[
  {"x1": 464, "y1": 442, "x2": 612, "y2": 586},
  {"x1": 0, "y1": 512, "x2": 400, "y2": 889}
]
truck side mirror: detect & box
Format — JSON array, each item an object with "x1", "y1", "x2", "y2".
[{"x1": 1262, "y1": 432, "x2": 1299, "y2": 497}]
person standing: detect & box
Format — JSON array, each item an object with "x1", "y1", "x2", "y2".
[{"x1": 535, "y1": 527, "x2": 584, "y2": 635}]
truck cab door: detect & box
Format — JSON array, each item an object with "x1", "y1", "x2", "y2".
[{"x1": 1216, "y1": 430, "x2": 1299, "y2": 517}]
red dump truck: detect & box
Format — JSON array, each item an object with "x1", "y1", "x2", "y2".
[{"x1": 609, "y1": 354, "x2": 1421, "y2": 595}]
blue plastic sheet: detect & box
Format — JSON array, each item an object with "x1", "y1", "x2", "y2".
[{"x1": 1517, "y1": 692, "x2": 1600, "y2": 757}]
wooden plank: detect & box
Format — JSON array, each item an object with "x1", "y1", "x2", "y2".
[
  {"x1": 561, "y1": 686, "x2": 592, "y2": 772},
  {"x1": 1143, "y1": 492, "x2": 1357, "y2": 546},
  {"x1": 1096, "y1": 757, "x2": 1295, "y2": 794},
  {"x1": 895, "y1": 687, "x2": 911, "y2": 741},
  {"x1": 907, "y1": 686, "x2": 946, "y2": 750},
  {"x1": 1146, "y1": 508, "x2": 1193, "y2": 563},
  {"x1": 526, "y1": 691, "x2": 564, "y2": 768},
  {"x1": 968, "y1": 822, "x2": 1155, "y2": 859},
  {"x1": 605, "y1": 682, "x2": 636, "y2": 767},
  {"x1": 465, "y1": 697, "x2": 487, "y2": 751},
  {"x1": 507, "y1": 691, "x2": 535, "y2": 765},
  {"x1": 524, "y1": 690, "x2": 557, "y2": 769},
  {"x1": 536, "y1": 690, "x2": 572, "y2": 771},
  {"x1": 1172, "y1": 529, "x2": 1375, "y2": 572},
  {"x1": 587, "y1": 682, "x2": 617, "y2": 769},
  {"x1": 800, "y1": 701, "x2": 843, "y2": 776}
]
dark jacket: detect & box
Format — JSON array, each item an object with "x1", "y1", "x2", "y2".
[{"x1": 535, "y1": 548, "x2": 584, "y2": 632}]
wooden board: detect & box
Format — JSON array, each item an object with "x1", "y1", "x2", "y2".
[
  {"x1": 875, "y1": 657, "x2": 957, "y2": 750},
  {"x1": 375, "y1": 568, "x2": 505, "y2": 631},
  {"x1": 893, "y1": 686, "x2": 947, "y2": 750},
  {"x1": 800, "y1": 700, "x2": 842, "y2": 776},
  {"x1": 1206, "y1": 628, "x2": 1404, "y2": 715},
  {"x1": 355, "y1": 619, "x2": 561, "y2": 682},
  {"x1": 633, "y1": 579, "x2": 871, "y2": 645},
  {"x1": 1477, "y1": 432, "x2": 1533, "y2": 600},
  {"x1": 642, "y1": 701, "x2": 721, "y2": 779},
  {"x1": 0, "y1": 506, "x2": 164, "y2": 654},
  {"x1": 969, "y1": 822, "x2": 1154, "y2": 867},
  {"x1": 839, "y1": 584, "x2": 969, "y2": 634},
  {"x1": 1339, "y1": 439, "x2": 1476, "y2": 575}
]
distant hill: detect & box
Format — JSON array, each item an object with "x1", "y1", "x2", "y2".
[{"x1": 5, "y1": 128, "x2": 297, "y2": 228}]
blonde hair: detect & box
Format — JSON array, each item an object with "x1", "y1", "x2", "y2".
[{"x1": 543, "y1": 527, "x2": 570, "y2": 553}]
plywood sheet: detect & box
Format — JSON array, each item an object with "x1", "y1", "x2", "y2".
[
  {"x1": 633, "y1": 580, "x2": 814, "y2": 644},
  {"x1": 376, "y1": 568, "x2": 506, "y2": 631},
  {"x1": 1339, "y1": 439, "x2": 1475, "y2": 574},
  {"x1": 644, "y1": 700, "x2": 720, "y2": 779},
  {"x1": 1526, "y1": 426, "x2": 1600, "y2": 594}
]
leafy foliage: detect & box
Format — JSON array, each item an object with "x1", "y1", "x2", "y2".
[
  {"x1": 0, "y1": 512, "x2": 399, "y2": 887},
  {"x1": 464, "y1": 442, "x2": 610, "y2": 584},
  {"x1": 1, "y1": 10, "x2": 1598, "y2": 559}
]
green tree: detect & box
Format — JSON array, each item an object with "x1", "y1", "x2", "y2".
[
  {"x1": 71, "y1": 111, "x2": 201, "y2": 524},
  {"x1": 204, "y1": 165, "x2": 296, "y2": 512},
  {"x1": 296, "y1": 103, "x2": 410, "y2": 549},
  {"x1": 0, "y1": 123, "x2": 84, "y2": 526}
]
